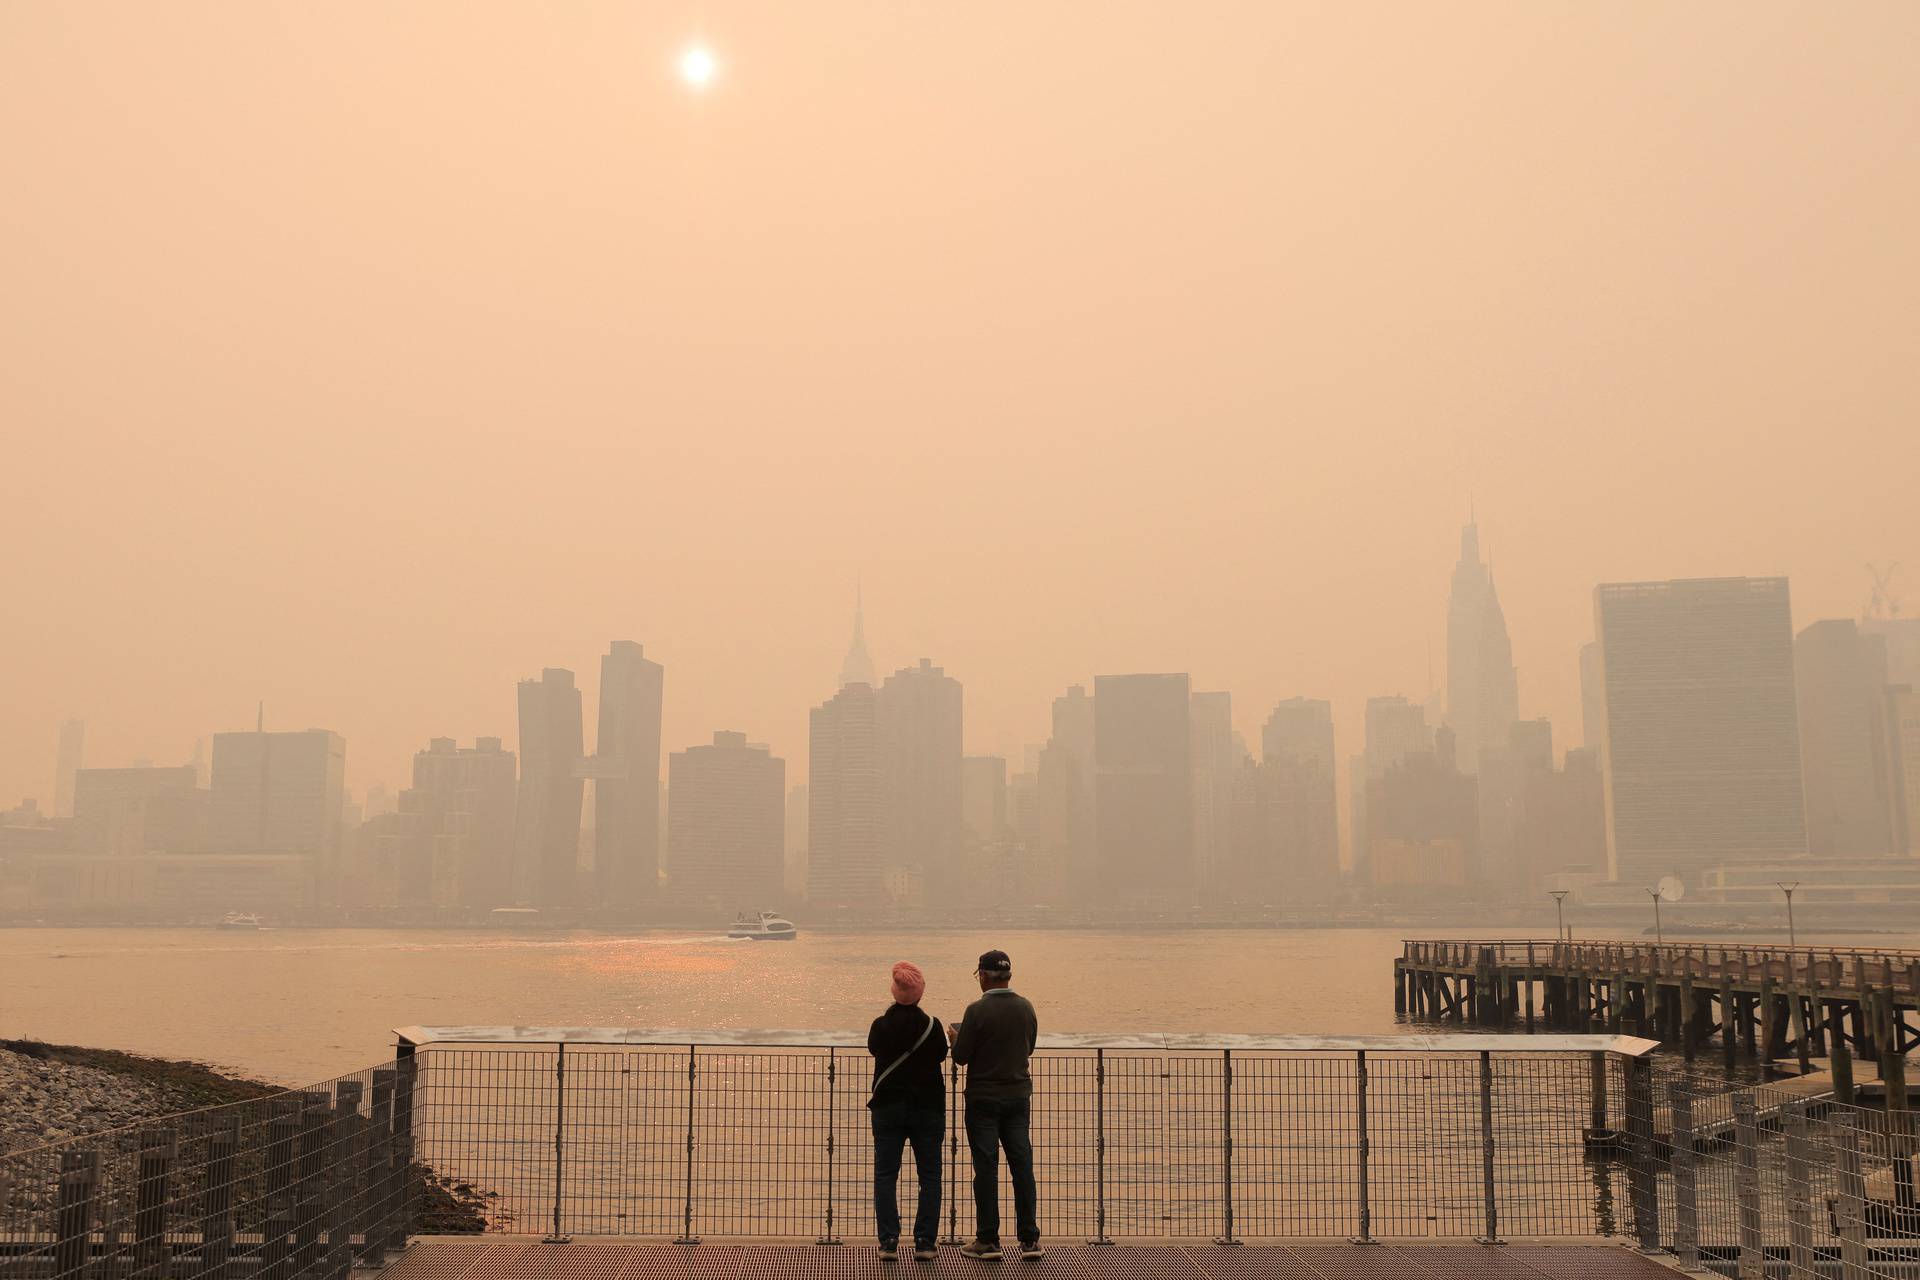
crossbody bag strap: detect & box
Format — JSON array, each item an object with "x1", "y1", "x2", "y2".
[{"x1": 872, "y1": 1013, "x2": 936, "y2": 1095}]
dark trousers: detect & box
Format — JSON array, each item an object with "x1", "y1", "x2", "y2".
[
  {"x1": 964, "y1": 1095, "x2": 1038, "y2": 1246},
  {"x1": 871, "y1": 1099, "x2": 943, "y2": 1248}
]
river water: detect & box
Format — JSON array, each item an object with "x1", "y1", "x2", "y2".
[{"x1": 3, "y1": 924, "x2": 1912, "y2": 1084}]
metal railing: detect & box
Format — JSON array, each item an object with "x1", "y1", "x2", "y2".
[
  {"x1": 396, "y1": 1026, "x2": 1658, "y2": 1244},
  {"x1": 1644, "y1": 1077, "x2": 1920, "y2": 1276},
  {"x1": 0, "y1": 1059, "x2": 422, "y2": 1280},
  {"x1": 1403, "y1": 940, "x2": 1920, "y2": 994}
]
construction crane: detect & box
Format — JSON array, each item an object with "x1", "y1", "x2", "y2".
[{"x1": 1866, "y1": 562, "x2": 1903, "y2": 620}]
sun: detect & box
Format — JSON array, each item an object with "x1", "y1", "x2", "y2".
[{"x1": 678, "y1": 45, "x2": 717, "y2": 90}]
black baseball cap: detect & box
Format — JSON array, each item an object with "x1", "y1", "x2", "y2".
[{"x1": 976, "y1": 949, "x2": 1012, "y2": 976}]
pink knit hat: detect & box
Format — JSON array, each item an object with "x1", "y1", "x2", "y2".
[{"x1": 890, "y1": 961, "x2": 926, "y2": 1005}]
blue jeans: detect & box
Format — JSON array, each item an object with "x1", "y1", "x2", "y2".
[
  {"x1": 964, "y1": 1096, "x2": 1038, "y2": 1246},
  {"x1": 871, "y1": 1099, "x2": 943, "y2": 1248}
]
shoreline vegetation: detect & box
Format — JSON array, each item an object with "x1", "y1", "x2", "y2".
[{"x1": 0, "y1": 1039, "x2": 488, "y2": 1232}]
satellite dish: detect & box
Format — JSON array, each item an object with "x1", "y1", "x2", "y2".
[{"x1": 1657, "y1": 875, "x2": 1685, "y2": 903}]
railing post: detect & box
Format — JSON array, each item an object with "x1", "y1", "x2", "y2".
[
  {"x1": 1834, "y1": 1112, "x2": 1868, "y2": 1280},
  {"x1": 1089, "y1": 1050, "x2": 1112, "y2": 1244},
  {"x1": 361, "y1": 1071, "x2": 393, "y2": 1265},
  {"x1": 133, "y1": 1128, "x2": 177, "y2": 1280},
  {"x1": 325, "y1": 1082, "x2": 361, "y2": 1280},
  {"x1": 1783, "y1": 1102, "x2": 1814, "y2": 1278},
  {"x1": 1733, "y1": 1094, "x2": 1761, "y2": 1280},
  {"x1": 200, "y1": 1115, "x2": 238, "y2": 1280},
  {"x1": 1625, "y1": 1055, "x2": 1659, "y2": 1252},
  {"x1": 1475, "y1": 1050, "x2": 1502, "y2": 1244},
  {"x1": 386, "y1": 1055, "x2": 417, "y2": 1255},
  {"x1": 945, "y1": 1058, "x2": 965, "y2": 1246},
  {"x1": 544, "y1": 1043, "x2": 570, "y2": 1243},
  {"x1": 1215, "y1": 1050, "x2": 1241, "y2": 1246},
  {"x1": 295, "y1": 1092, "x2": 330, "y2": 1279},
  {"x1": 56, "y1": 1148, "x2": 102, "y2": 1280},
  {"x1": 674, "y1": 1045, "x2": 700, "y2": 1245},
  {"x1": 1350, "y1": 1050, "x2": 1376, "y2": 1245},
  {"x1": 263, "y1": 1097, "x2": 301, "y2": 1280},
  {"x1": 1670, "y1": 1085, "x2": 1698, "y2": 1271},
  {"x1": 817, "y1": 1047, "x2": 841, "y2": 1245}
]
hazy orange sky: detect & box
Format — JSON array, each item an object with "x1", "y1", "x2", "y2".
[{"x1": 5, "y1": 2, "x2": 1917, "y2": 807}]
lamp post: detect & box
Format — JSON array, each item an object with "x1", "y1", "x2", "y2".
[
  {"x1": 1647, "y1": 887, "x2": 1664, "y2": 947},
  {"x1": 1549, "y1": 890, "x2": 1570, "y2": 943},
  {"x1": 1777, "y1": 881, "x2": 1799, "y2": 950}
]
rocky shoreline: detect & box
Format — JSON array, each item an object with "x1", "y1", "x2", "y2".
[
  {"x1": 0, "y1": 1039, "x2": 279, "y2": 1155},
  {"x1": 0, "y1": 1040, "x2": 487, "y2": 1232}
]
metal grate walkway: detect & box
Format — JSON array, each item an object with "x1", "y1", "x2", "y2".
[{"x1": 376, "y1": 1237, "x2": 1683, "y2": 1280}]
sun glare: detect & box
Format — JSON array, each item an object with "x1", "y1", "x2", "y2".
[{"x1": 679, "y1": 45, "x2": 717, "y2": 90}]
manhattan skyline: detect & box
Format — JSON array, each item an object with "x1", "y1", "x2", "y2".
[{"x1": 4, "y1": 3, "x2": 1917, "y2": 807}]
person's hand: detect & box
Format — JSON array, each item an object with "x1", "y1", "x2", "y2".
[{"x1": 946, "y1": 1022, "x2": 960, "y2": 1045}]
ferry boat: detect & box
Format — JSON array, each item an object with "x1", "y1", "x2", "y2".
[
  {"x1": 726, "y1": 910, "x2": 798, "y2": 941},
  {"x1": 217, "y1": 911, "x2": 263, "y2": 930}
]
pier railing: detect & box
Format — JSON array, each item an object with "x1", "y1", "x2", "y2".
[
  {"x1": 395, "y1": 1026, "x2": 1658, "y2": 1245},
  {"x1": 1402, "y1": 940, "x2": 1920, "y2": 994},
  {"x1": 1643, "y1": 1079, "x2": 1920, "y2": 1277}
]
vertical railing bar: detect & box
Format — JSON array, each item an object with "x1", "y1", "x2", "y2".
[
  {"x1": 942, "y1": 1059, "x2": 962, "y2": 1246},
  {"x1": 673, "y1": 1045, "x2": 700, "y2": 1245},
  {"x1": 1214, "y1": 1048, "x2": 1241, "y2": 1245},
  {"x1": 1089, "y1": 1049, "x2": 1112, "y2": 1245},
  {"x1": 1474, "y1": 1050, "x2": 1501, "y2": 1244},
  {"x1": 1350, "y1": 1049, "x2": 1376, "y2": 1245},
  {"x1": 543, "y1": 1043, "x2": 569, "y2": 1243},
  {"x1": 817, "y1": 1047, "x2": 840, "y2": 1245}
]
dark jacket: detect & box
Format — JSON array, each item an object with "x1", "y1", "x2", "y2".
[
  {"x1": 950, "y1": 988, "x2": 1038, "y2": 1101},
  {"x1": 867, "y1": 1003, "x2": 948, "y2": 1109}
]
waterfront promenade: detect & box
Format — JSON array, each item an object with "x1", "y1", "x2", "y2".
[{"x1": 376, "y1": 1236, "x2": 1684, "y2": 1278}]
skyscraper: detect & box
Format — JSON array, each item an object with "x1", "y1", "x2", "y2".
[
  {"x1": 594, "y1": 640, "x2": 665, "y2": 906},
  {"x1": 208, "y1": 728, "x2": 347, "y2": 858},
  {"x1": 389, "y1": 737, "x2": 518, "y2": 908},
  {"x1": 1595, "y1": 578, "x2": 1807, "y2": 885},
  {"x1": 513, "y1": 668, "x2": 585, "y2": 908},
  {"x1": 667, "y1": 731, "x2": 784, "y2": 904},
  {"x1": 1093, "y1": 673, "x2": 1192, "y2": 904},
  {"x1": 53, "y1": 719, "x2": 85, "y2": 819},
  {"x1": 1445, "y1": 518, "x2": 1520, "y2": 772},
  {"x1": 1353, "y1": 695, "x2": 1433, "y2": 881},
  {"x1": 783, "y1": 783, "x2": 809, "y2": 896},
  {"x1": 1189, "y1": 691, "x2": 1236, "y2": 901},
  {"x1": 72, "y1": 765, "x2": 204, "y2": 855},
  {"x1": 1794, "y1": 620, "x2": 1901, "y2": 857},
  {"x1": 1260, "y1": 697, "x2": 1340, "y2": 891},
  {"x1": 809, "y1": 682, "x2": 883, "y2": 905},
  {"x1": 1579, "y1": 642, "x2": 1605, "y2": 752},
  {"x1": 1037, "y1": 684, "x2": 1096, "y2": 898},
  {"x1": 877, "y1": 659, "x2": 965, "y2": 892},
  {"x1": 839, "y1": 588, "x2": 877, "y2": 689}
]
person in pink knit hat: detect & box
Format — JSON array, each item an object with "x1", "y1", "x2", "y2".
[{"x1": 866, "y1": 960, "x2": 947, "y2": 1261}]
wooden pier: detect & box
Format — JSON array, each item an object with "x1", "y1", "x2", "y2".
[{"x1": 1396, "y1": 939, "x2": 1919, "y2": 1103}]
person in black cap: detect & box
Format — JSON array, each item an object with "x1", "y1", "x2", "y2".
[{"x1": 946, "y1": 948, "x2": 1041, "y2": 1259}]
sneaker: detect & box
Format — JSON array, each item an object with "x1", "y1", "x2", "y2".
[
  {"x1": 1019, "y1": 1242, "x2": 1045, "y2": 1260},
  {"x1": 959, "y1": 1238, "x2": 1003, "y2": 1259},
  {"x1": 914, "y1": 1245, "x2": 938, "y2": 1261},
  {"x1": 878, "y1": 1242, "x2": 899, "y2": 1261}
]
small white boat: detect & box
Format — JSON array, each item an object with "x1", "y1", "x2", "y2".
[
  {"x1": 217, "y1": 911, "x2": 262, "y2": 930},
  {"x1": 726, "y1": 910, "x2": 798, "y2": 941}
]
